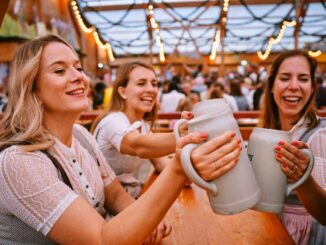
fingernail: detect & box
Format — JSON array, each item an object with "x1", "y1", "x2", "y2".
[
  {"x1": 200, "y1": 132, "x2": 208, "y2": 138},
  {"x1": 276, "y1": 153, "x2": 282, "y2": 158},
  {"x1": 281, "y1": 163, "x2": 287, "y2": 168},
  {"x1": 230, "y1": 131, "x2": 236, "y2": 138},
  {"x1": 291, "y1": 141, "x2": 299, "y2": 146},
  {"x1": 278, "y1": 141, "x2": 285, "y2": 146},
  {"x1": 187, "y1": 112, "x2": 193, "y2": 117},
  {"x1": 237, "y1": 138, "x2": 242, "y2": 144},
  {"x1": 275, "y1": 146, "x2": 281, "y2": 151}
]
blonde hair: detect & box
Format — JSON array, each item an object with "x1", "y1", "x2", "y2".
[{"x1": 0, "y1": 35, "x2": 76, "y2": 151}]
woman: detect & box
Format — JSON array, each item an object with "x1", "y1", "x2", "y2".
[
  {"x1": 93, "y1": 62, "x2": 188, "y2": 198},
  {"x1": 0, "y1": 34, "x2": 242, "y2": 244},
  {"x1": 260, "y1": 50, "x2": 326, "y2": 245}
]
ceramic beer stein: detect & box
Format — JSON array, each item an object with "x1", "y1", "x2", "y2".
[
  {"x1": 247, "y1": 127, "x2": 314, "y2": 214},
  {"x1": 174, "y1": 99, "x2": 261, "y2": 215}
]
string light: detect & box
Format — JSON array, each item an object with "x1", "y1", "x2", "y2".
[
  {"x1": 70, "y1": 0, "x2": 114, "y2": 61},
  {"x1": 257, "y1": 20, "x2": 296, "y2": 60},
  {"x1": 209, "y1": 30, "x2": 220, "y2": 61},
  {"x1": 148, "y1": 4, "x2": 165, "y2": 62},
  {"x1": 308, "y1": 50, "x2": 322, "y2": 57}
]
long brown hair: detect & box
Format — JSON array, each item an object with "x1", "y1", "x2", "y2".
[
  {"x1": 259, "y1": 50, "x2": 318, "y2": 130},
  {"x1": 0, "y1": 35, "x2": 76, "y2": 151},
  {"x1": 91, "y1": 61, "x2": 158, "y2": 132}
]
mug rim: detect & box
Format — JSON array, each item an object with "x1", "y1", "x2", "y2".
[{"x1": 252, "y1": 127, "x2": 290, "y2": 135}]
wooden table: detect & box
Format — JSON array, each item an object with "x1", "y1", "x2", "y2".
[{"x1": 143, "y1": 173, "x2": 294, "y2": 245}]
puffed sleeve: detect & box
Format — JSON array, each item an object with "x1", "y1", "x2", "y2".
[
  {"x1": 307, "y1": 127, "x2": 326, "y2": 189},
  {"x1": 0, "y1": 147, "x2": 78, "y2": 236}
]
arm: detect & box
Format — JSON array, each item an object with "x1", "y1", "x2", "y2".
[
  {"x1": 48, "y1": 131, "x2": 241, "y2": 244},
  {"x1": 150, "y1": 156, "x2": 171, "y2": 173},
  {"x1": 295, "y1": 176, "x2": 326, "y2": 225},
  {"x1": 120, "y1": 131, "x2": 176, "y2": 158}
]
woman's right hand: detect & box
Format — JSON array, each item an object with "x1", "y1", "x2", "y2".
[{"x1": 174, "y1": 131, "x2": 242, "y2": 181}]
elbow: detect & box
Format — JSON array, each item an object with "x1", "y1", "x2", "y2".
[{"x1": 135, "y1": 147, "x2": 150, "y2": 158}]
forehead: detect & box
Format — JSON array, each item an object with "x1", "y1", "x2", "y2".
[
  {"x1": 278, "y1": 56, "x2": 310, "y2": 74},
  {"x1": 129, "y1": 66, "x2": 155, "y2": 80},
  {"x1": 40, "y1": 42, "x2": 78, "y2": 66}
]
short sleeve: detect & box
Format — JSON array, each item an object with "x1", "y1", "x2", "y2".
[
  {"x1": 0, "y1": 147, "x2": 78, "y2": 235},
  {"x1": 96, "y1": 112, "x2": 141, "y2": 152}
]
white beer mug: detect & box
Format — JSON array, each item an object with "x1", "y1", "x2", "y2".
[
  {"x1": 174, "y1": 99, "x2": 261, "y2": 215},
  {"x1": 248, "y1": 127, "x2": 314, "y2": 214}
]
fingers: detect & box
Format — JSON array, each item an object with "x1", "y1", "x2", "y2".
[
  {"x1": 275, "y1": 141, "x2": 310, "y2": 182},
  {"x1": 191, "y1": 132, "x2": 242, "y2": 181},
  {"x1": 176, "y1": 132, "x2": 208, "y2": 150},
  {"x1": 181, "y1": 111, "x2": 194, "y2": 120}
]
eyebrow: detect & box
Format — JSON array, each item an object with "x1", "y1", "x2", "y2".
[{"x1": 48, "y1": 59, "x2": 81, "y2": 68}]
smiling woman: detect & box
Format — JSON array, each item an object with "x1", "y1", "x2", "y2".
[
  {"x1": 92, "y1": 61, "x2": 191, "y2": 198},
  {"x1": 259, "y1": 50, "x2": 326, "y2": 245},
  {"x1": 0, "y1": 34, "x2": 241, "y2": 244}
]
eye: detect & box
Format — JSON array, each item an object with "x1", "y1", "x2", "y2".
[
  {"x1": 152, "y1": 81, "x2": 158, "y2": 87},
  {"x1": 54, "y1": 69, "x2": 65, "y2": 75},
  {"x1": 76, "y1": 66, "x2": 84, "y2": 72}
]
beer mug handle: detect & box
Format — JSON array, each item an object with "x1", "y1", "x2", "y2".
[
  {"x1": 174, "y1": 119, "x2": 218, "y2": 195},
  {"x1": 286, "y1": 148, "x2": 314, "y2": 196}
]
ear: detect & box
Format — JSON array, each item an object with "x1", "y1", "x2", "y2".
[{"x1": 117, "y1": 86, "x2": 127, "y2": 99}]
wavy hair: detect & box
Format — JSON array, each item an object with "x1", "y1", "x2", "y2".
[
  {"x1": 259, "y1": 50, "x2": 318, "y2": 130},
  {"x1": 0, "y1": 35, "x2": 75, "y2": 151},
  {"x1": 91, "y1": 61, "x2": 158, "y2": 132}
]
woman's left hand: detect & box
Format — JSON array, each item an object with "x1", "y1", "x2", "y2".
[
  {"x1": 143, "y1": 220, "x2": 172, "y2": 245},
  {"x1": 274, "y1": 140, "x2": 310, "y2": 183}
]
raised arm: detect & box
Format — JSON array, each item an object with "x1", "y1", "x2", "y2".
[{"x1": 48, "y1": 131, "x2": 241, "y2": 244}]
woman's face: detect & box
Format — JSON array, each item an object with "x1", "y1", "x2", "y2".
[
  {"x1": 272, "y1": 55, "x2": 313, "y2": 122},
  {"x1": 118, "y1": 66, "x2": 158, "y2": 117},
  {"x1": 36, "y1": 42, "x2": 89, "y2": 116}
]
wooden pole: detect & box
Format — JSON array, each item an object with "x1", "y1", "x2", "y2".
[{"x1": 0, "y1": 0, "x2": 10, "y2": 27}]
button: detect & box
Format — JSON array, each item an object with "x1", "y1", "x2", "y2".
[
  {"x1": 86, "y1": 185, "x2": 89, "y2": 188},
  {"x1": 72, "y1": 159, "x2": 76, "y2": 163},
  {"x1": 79, "y1": 172, "x2": 82, "y2": 176}
]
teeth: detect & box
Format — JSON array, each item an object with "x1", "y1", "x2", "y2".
[
  {"x1": 67, "y1": 89, "x2": 84, "y2": 95},
  {"x1": 283, "y1": 96, "x2": 300, "y2": 102},
  {"x1": 141, "y1": 97, "x2": 153, "y2": 102}
]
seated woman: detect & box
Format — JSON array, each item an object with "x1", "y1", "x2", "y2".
[
  {"x1": 93, "y1": 61, "x2": 190, "y2": 198},
  {"x1": 0, "y1": 34, "x2": 242, "y2": 244},
  {"x1": 259, "y1": 50, "x2": 326, "y2": 245}
]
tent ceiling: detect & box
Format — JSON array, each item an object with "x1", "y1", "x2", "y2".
[{"x1": 77, "y1": 0, "x2": 326, "y2": 58}]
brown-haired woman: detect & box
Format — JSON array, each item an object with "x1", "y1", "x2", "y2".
[
  {"x1": 260, "y1": 50, "x2": 326, "y2": 244},
  {"x1": 92, "y1": 61, "x2": 195, "y2": 198}
]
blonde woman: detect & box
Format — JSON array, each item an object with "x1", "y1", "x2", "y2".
[{"x1": 0, "y1": 35, "x2": 241, "y2": 244}]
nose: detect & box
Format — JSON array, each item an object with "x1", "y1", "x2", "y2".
[
  {"x1": 288, "y1": 78, "x2": 300, "y2": 90},
  {"x1": 70, "y1": 67, "x2": 84, "y2": 83},
  {"x1": 145, "y1": 82, "x2": 157, "y2": 92}
]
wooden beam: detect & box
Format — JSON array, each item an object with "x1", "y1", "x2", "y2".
[{"x1": 0, "y1": 0, "x2": 10, "y2": 27}]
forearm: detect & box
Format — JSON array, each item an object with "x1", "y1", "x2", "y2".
[
  {"x1": 151, "y1": 156, "x2": 171, "y2": 173},
  {"x1": 295, "y1": 176, "x2": 326, "y2": 225},
  {"x1": 122, "y1": 132, "x2": 176, "y2": 158},
  {"x1": 102, "y1": 160, "x2": 187, "y2": 244}
]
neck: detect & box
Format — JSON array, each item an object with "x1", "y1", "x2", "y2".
[
  {"x1": 43, "y1": 112, "x2": 79, "y2": 147},
  {"x1": 123, "y1": 109, "x2": 144, "y2": 124},
  {"x1": 279, "y1": 112, "x2": 298, "y2": 131}
]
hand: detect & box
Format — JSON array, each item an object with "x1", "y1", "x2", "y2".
[
  {"x1": 190, "y1": 131, "x2": 242, "y2": 181},
  {"x1": 178, "y1": 111, "x2": 194, "y2": 137},
  {"x1": 142, "y1": 220, "x2": 172, "y2": 245},
  {"x1": 274, "y1": 141, "x2": 310, "y2": 183}
]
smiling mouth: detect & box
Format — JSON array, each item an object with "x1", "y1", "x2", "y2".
[
  {"x1": 283, "y1": 96, "x2": 301, "y2": 103},
  {"x1": 66, "y1": 88, "x2": 84, "y2": 95},
  {"x1": 141, "y1": 96, "x2": 154, "y2": 103}
]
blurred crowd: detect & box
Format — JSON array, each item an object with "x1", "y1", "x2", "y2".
[{"x1": 1, "y1": 61, "x2": 326, "y2": 114}]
